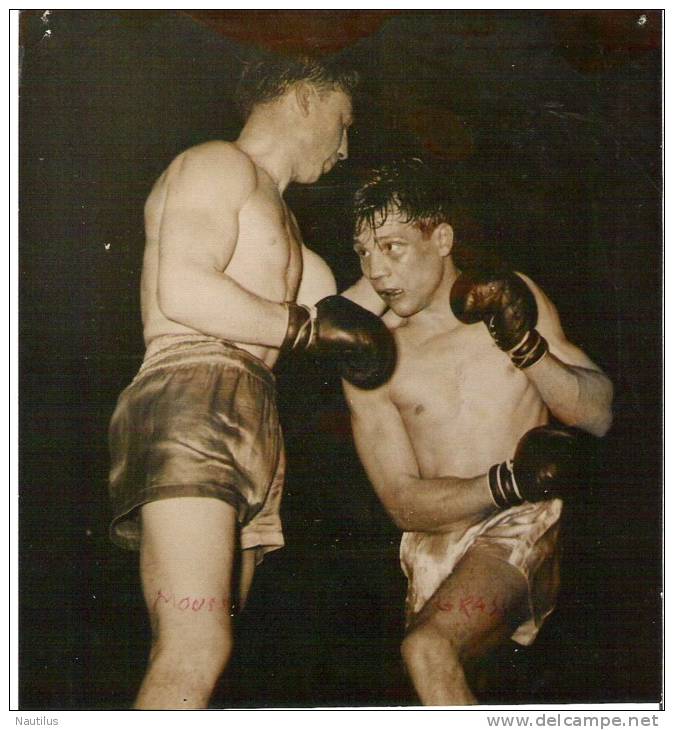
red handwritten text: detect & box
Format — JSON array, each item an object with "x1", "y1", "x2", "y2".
[
  {"x1": 435, "y1": 595, "x2": 508, "y2": 618},
  {"x1": 152, "y1": 590, "x2": 233, "y2": 614}
]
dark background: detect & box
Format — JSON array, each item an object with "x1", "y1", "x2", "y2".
[{"x1": 19, "y1": 10, "x2": 662, "y2": 708}]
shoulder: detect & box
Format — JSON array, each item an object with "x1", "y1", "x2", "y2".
[
  {"x1": 302, "y1": 244, "x2": 334, "y2": 280},
  {"x1": 301, "y1": 245, "x2": 337, "y2": 284},
  {"x1": 296, "y1": 246, "x2": 337, "y2": 305},
  {"x1": 386, "y1": 313, "x2": 418, "y2": 356},
  {"x1": 180, "y1": 140, "x2": 255, "y2": 170},
  {"x1": 343, "y1": 368, "x2": 395, "y2": 414},
  {"x1": 301, "y1": 243, "x2": 329, "y2": 266},
  {"x1": 169, "y1": 141, "x2": 258, "y2": 199}
]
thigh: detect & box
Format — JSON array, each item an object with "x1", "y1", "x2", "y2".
[
  {"x1": 408, "y1": 546, "x2": 529, "y2": 662},
  {"x1": 139, "y1": 497, "x2": 239, "y2": 637}
]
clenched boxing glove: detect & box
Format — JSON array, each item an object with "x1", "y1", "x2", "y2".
[
  {"x1": 450, "y1": 270, "x2": 548, "y2": 369},
  {"x1": 488, "y1": 426, "x2": 579, "y2": 508},
  {"x1": 283, "y1": 296, "x2": 396, "y2": 389}
]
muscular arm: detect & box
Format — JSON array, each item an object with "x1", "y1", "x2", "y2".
[
  {"x1": 344, "y1": 380, "x2": 497, "y2": 533},
  {"x1": 156, "y1": 143, "x2": 288, "y2": 346},
  {"x1": 520, "y1": 274, "x2": 614, "y2": 437}
]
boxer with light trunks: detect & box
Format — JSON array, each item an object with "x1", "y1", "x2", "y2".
[
  {"x1": 344, "y1": 158, "x2": 613, "y2": 705},
  {"x1": 107, "y1": 55, "x2": 395, "y2": 709}
]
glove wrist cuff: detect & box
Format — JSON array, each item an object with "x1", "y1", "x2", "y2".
[
  {"x1": 508, "y1": 329, "x2": 549, "y2": 369},
  {"x1": 489, "y1": 461, "x2": 525, "y2": 509},
  {"x1": 282, "y1": 303, "x2": 315, "y2": 353}
]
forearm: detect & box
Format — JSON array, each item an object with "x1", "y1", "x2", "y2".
[
  {"x1": 382, "y1": 472, "x2": 497, "y2": 533},
  {"x1": 159, "y1": 266, "x2": 288, "y2": 347},
  {"x1": 525, "y1": 351, "x2": 613, "y2": 436},
  {"x1": 341, "y1": 276, "x2": 387, "y2": 315}
]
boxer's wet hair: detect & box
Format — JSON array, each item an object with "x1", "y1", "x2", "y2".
[
  {"x1": 353, "y1": 157, "x2": 454, "y2": 238},
  {"x1": 236, "y1": 54, "x2": 359, "y2": 120},
  {"x1": 353, "y1": 157, "x2": 501, "y2": 271}
]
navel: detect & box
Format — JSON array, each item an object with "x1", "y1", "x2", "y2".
[{"x1": 414, "y1": 404, "x2": 425, "y2": 416}]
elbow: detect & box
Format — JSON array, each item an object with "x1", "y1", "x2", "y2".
[
  {"x1": 389, "y1": 509, "x2": 413, "y2": 532},
  {"x1": 564, "y1": 403, "x2": 613, "y2": 438},
  {"x1": 382, "y1": 490, "x2": 417, "y2": 532},
  {"x1": 578, "y1": 410, "x2": 612, "y2": 438},
  {"x1": 157, "y1": 271, "x2": 191, "y2": 325},
  {"x1": 558, "y1": 411, "x2": 612, "y2": 439},
  {"x1": 588, "y1": 377, "x2": 615, "y2": 437},
  {"x1": 387, "y1": 500, "x2": 429, "y2": 532},
  {"x1": 591, "y1": 405, "x2": 613, "y2": 438},
  {"x1": 382, "y1": 498, "x2": 408, "y2": 530},
  {"x1": 569, "y1": 378, "x2": 615, "y2": 438},
  {"x1": 157, "y1": 288, "x2": 183, "y2": 324},
  {"x1": 378, "y1": 477, "x2": 442, "y2": 532},
  {"x1": 391, "y1": 509, "x2": 447, "y2": 533}
]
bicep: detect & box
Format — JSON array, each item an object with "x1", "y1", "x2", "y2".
[
  {"x1": 344, "y1": 382, "x2": 420, "y2": 507},
  {"x1": 159, "y1": 146, "x2": 253, "y2": 276}
]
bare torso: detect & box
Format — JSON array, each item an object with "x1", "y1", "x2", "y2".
[
  {"x1": 389, "y1": 317, "x2": 548, "y2": 480},
  {"x1": 140, "y1": 142, "x2": 304, "y2": 368}
]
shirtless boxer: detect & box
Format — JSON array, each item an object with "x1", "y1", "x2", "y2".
[
  {"x1": 107, "y1": 56, "x2": 394, "y2": 709},
  {"x1": 344, "y1": 158, "x2": 613, "y2": 705}
]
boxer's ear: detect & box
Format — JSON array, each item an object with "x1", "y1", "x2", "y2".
[
  {"x1": 294, "y1": 81, "x2": 315, "y2": 117},
  {"x1": 433, "y1": 223, "x2": 454, "y2": 257}
]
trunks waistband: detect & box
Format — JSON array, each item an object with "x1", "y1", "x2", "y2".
[{"x1": 135, "y1": 334, "x2": 275, "y2": 387}]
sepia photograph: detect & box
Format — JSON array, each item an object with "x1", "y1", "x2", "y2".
[{"x1": 17, "y1": 9, "x2": 662, "y2": 711}]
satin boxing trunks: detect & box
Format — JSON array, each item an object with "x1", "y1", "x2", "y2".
[
  {"x1": 400, "y1": 498, "x2": 562, "y2": 645},
  {"x1": 108, "y1": 335, "x2": 285, "y2": 563}
]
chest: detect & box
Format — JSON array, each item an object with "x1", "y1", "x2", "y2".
[
  {"x1": 390, "y1": 326, "x2": 527, "y2": 425},
  {"x1": 231, "y1": 184, "x2": 303, "y2": 292}
]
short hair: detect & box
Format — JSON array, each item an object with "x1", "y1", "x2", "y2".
[
  {"x1": 353, "y1": 157, "x2": 454, "y2": 238},
  {"x1": 235, "y1": 53, "x2": 359, "y2": 120},
  {"x1": 353, "y1": 157, "x2": 499, "y2": 271}
]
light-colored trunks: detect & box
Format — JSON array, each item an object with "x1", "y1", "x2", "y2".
[{"x1": 400, "y1": 498, "x2": 562, "y2": 645}]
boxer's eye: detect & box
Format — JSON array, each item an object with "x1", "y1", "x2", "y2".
[{"x1": 380, "y1": 241, "x2": 404, "y2": 257}]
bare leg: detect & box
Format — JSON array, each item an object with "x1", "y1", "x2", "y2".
[
  {"x1": 401, "y1": 548, "x2": 528, "y2": 706},
  {"x1": 134, "y1": 497, "x2": 238, "y2": 709},
  {"x1": 238, "y1": 549, "x2": 256, "y2": 612}
]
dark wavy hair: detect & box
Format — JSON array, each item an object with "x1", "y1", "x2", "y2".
[
  {"x1": 353, "y1": 157, "x2": 498, "y2": 271},
  {"x1": 235, "y1": 53, "x2": 359, "y2": 120}
]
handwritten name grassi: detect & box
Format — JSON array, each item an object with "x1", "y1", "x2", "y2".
[
  {"x1": 153, "y1": 589, "x2": 232, "y2": 613},
  {"x1": 435, "y1": 595, "x2": 508, "y2": 618}
]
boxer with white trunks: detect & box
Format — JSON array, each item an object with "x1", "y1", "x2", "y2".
[{"x1": 343, "y1": 157, "x2": 613, "y2": 705}]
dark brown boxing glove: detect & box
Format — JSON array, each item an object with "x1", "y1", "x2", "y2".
[
  {"x1": 488, "y1": 426, "x2": 579, "y2": 508},
  {"x1": 283, "y1": 296, "x2": 396, "y2": 390},
  {"x1": 450, "y1": 270, "x2": 548, "y2": 369}
]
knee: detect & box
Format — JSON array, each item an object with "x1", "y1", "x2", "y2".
[
  {"x1": 151, "y1": 622, "x2": 233, "y2": 681},
  {"x1": 401, "y1": 624, "x2": 462, "y2": 678}
]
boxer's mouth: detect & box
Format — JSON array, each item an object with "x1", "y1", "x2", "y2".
[{"x1": 378, "y1": 288, "x2": 404, "y2": 301}]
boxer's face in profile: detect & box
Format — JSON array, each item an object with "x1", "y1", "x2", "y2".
[
  {"x1": 354, "y1": 211, "x2": 450, "y2": 317},
  {"x1": 296, "y1": 88, "x2": 352, "y2": 183}
]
